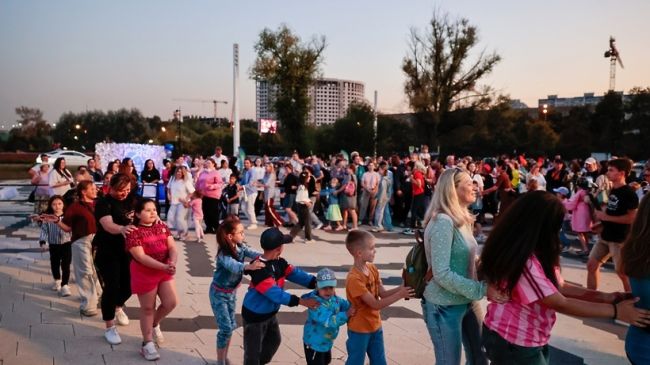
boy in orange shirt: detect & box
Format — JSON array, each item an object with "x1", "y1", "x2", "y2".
[{"x1": 344, "y1": 230, "x2": 414, "y2": 365}]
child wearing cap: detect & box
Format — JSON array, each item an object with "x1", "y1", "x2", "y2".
[
  {"x1": 302, "y1": 268, "x2": 355, "y2": 365},
  {"x1": 241, "y1": 227, "x2": 319, "y2": 365},
  {"x1": 344, "y1": 230, "x2": 414, "y2": 365}
]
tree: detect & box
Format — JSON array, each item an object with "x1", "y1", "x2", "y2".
[
  {"x1": 250, "y1": 24, "x2": 326, "y2": 154},
  {"x1": 623, "y1": 87, "x2": 650, "y2": 159},
  {"x1": 590, "y1": 91, "x2": 624, "y2": 154},
  {"x1": 402, "y1": 11, "x2": 501, "y2": 145},
  {"x1": 5, "y1": 106, "x2": 52, "y2": 151}
]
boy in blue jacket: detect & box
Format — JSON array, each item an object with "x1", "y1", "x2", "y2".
[
  {"x1": 242, "y1": 227, "x2": 319, "y2": 365},
  {"x1": 302, "y1": 268, "x2": 356, "y2": 365}
]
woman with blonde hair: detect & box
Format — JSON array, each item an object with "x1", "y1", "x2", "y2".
[{"x1": 421, "y1": 167, "x2": 503, "y2": 365}]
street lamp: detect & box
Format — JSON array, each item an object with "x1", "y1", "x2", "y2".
[
  {"x1": 542, "y1": 104, "x2": 548, "y2": 120},
  {"x1": 173, "y1": 108, "x2": 182, "y2": 155}
]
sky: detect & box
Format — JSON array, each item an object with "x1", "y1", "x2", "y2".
[{"x1": 1, "y1": 0, "x2": 650, "y2": 128}]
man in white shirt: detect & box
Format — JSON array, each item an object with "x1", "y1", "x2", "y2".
[
  {"x1": 211, "y1": 146, "x2": 228, "y2": 169},
  {"x1": 359, "y1": 162, "x2": 380, "y2": 224}
]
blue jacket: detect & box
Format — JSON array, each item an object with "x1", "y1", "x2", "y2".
[
  {"x1": 302, "y1": 290, "x2": 350, "y2": 352},
  {"x1": 211, "y1": 243, "x2": 262, "y2": 292},
  {"x1": 241, "y1": 256, "x2": 316, "y2": 323}
]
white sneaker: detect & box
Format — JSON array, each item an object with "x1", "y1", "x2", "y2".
[
  {"x1": 153, "y1": 324, "x2": 164, "y2": 344},
  {"x1": 247, "y1": 224, "x2": 258, "y2": 230},
  {"x1": 52, "y1": 280, "x2": 61, "y2": 291},
  {"x1": 304, "y1": 239, "x2": 316, "y2": 244},
  {"x1": 315, "y1": 222, "x2": 324, "y2": 230},
  {"x1": 104, "y1": 326, "x2": 122, "y2": 345},
  {"x1": 115, "y1": 308, "x2": 129, "y2": 326},
  {"x1": 59, "y1": 285, "x2": 71, "y2": 297},
  {"x1": 141, "y1": 341, "x2": 160, "y2": 361}
]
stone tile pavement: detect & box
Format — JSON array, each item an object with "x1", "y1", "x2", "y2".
[{"x1": 0, "y1": 211, "x2": 633, "y2": 364}]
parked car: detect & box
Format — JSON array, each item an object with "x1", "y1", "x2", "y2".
[{"x1": 36, "y1": 149, "x2": 92, "y2": 166}]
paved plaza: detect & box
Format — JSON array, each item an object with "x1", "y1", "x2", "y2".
[{"x1": 0, "y1": 189, "x2": 632, "y2": 365}]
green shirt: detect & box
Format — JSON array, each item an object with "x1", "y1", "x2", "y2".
[{"x1": 423, "y1": 213, "x2": 486, "y2": 305}]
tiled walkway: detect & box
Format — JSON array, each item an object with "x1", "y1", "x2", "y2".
[{"x1": 0, "y1": 207, "x2": 632, "y2": 364}]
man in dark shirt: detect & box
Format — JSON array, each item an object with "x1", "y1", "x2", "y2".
[
  {"x1": 587, "y1": 158, "x2": 639, "y2": 291},
  {"x1": 545, "y1": 158, "x2": 569, "y2": 193}
]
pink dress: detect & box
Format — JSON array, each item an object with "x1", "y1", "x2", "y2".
[
  {"x1": 190, "y1": 198, "x2": 204, "y2": 220},
  {"x1": 564, "y1": 189, "x2": 592, "y2": 233},
  {"x1": 125, "y1": 223, "x2": 173, "y2": 294}
]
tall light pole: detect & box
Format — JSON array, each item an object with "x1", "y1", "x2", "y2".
[
  {"x1": 373, "y1": 90, "x2": 378, "y2": 158},
  {"x1": 174, "y1": 108, "x2": 182, "y2": 155},
  {"x1": 232, "y1": 43, "x2": 240, "y2": 157}
]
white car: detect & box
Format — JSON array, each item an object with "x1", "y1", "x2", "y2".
[{"x1": 36, "y1": 149, "x2": 92, "y2": 166}]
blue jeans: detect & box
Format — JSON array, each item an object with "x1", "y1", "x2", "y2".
[
  {"x1": 626, "y1": 326, "x2": 650, "y2": 365},
  {"x1": 345, "y1": 328, "x2": 386, "y2": 365},
  {"x1": 421, "y1": 300, "x2": 487, "y2": 365},
  {"x1": 209, "y1": 286, "x2": 237, "y2": 349}
]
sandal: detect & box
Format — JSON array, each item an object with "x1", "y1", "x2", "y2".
[{"x1": 335, "y1": 226, "x2": 346, "y2": 231}]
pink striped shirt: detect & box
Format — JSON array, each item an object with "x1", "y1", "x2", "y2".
[{"x1": 484, "y1": 255, "x2": 564, "y2": 347}]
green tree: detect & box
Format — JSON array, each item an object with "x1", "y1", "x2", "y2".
[
  {"x1": 590, "y1": 91, "x2": 624, "y2": 154},
  {"x1": 250, "y1": 24, "x2": 326, "y2": 154},
  {"x1": 330, "y1": 102, "x2": 375, "y2": 156},
  {"x1": 5, "y1": 106, "x2": 52, "y2": 151},
  {"x1": 402, "y1": 11, "x2": 501, "y2": 146},
  {"x1": 623, "y1": 87, "x2": 650, "y2": 159}
]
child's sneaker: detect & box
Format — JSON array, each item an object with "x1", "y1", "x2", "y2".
[
  {"x1": 153, "y1": 324, "x2": 164, "y2": 344},
  {"x1": 104, "y1": 326, "x2": 121, "y2": 345},
  {"x1": 304, "y1": 239, "x2": 316, "y2": 244},
  {"x1": 115, "y1": 308, "x2": 129, "y2": 326},
  {"x1": 59, "y1": 285, "x2": 71, "y2": 297},
  {"x1": 247, "y1": 224, "x2": 258, "y2": 230},
  {"x1": 141, "y1": 341, "x2": 160, "y2": 361},
  {"x1": 52, "y1": 280, "x2": 61, "y2": 291}
]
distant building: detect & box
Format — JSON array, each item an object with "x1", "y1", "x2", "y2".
[
  {"x1": 256, "y1": 78, "x2": 366, "y2": 126},
  {"x1": 538, "y1": 92, "x2": 632, "y2": 116}
]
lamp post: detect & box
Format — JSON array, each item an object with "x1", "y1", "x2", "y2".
[
  {"x1": 542, "y1": 104, "x2": 548, "y2": 121},
  {"x1": 173, "y1": 108, "x2": 182, "y2": 155}
]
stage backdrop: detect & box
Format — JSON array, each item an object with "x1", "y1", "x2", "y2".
[{"x1": 95, "y1": 142, "x2": 166, "y2": 177}]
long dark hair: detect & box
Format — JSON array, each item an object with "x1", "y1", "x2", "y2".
[
  {"x1": 53, "y1": 157, "x2": 72, "y2": 178},
  {"x1": 621, "y1": 194, "x2": 650, "y2": 278},
  {"x1": 216, "y1": 215, "x2": 242, "y2": 259},
  {"x1": 45, "y1": 195, "x2": 65, "y2": 215},
  {"x1": 478, "y1": 190, "x2": 565, "y2": 294}
]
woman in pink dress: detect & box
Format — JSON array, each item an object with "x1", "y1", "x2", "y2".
[{"x1": 563, "y1": 177, "x2": 593, "y2": 254}]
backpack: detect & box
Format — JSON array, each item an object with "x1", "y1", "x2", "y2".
[
  {"x1": 344, "y1": 180, "x2": 356, "y2": 196},
  {"x1": 402, "y1": 229, "x2": 430, "y2": 299}
]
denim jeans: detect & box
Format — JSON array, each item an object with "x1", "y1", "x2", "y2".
[
  {"x1": 209, "y1": 287, "x2": 237, "y2": 349},
  {"x1": 345, "y1": 328, "x2": 386, "y2": 365},
  {"x1": 420, "y1": 300, "x2": 487, "y2": 365},
  {"x1": 482, "y1": 325, "x2": 549, "y2": 365},
  {"x1": 626, "y1": 326, "x2": 650, "y2": 365}
]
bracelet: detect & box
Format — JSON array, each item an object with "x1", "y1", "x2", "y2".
[{"x1": 612, "y1": 303, "x2": 618, "y2": 320}]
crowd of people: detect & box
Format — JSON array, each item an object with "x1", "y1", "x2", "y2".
[{"x1": 27, "y1": 145, "x2": 650, "y2": 364}]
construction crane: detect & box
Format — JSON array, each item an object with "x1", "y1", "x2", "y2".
[
  {"x1": 172, "y1": 98, "x2": 228, "y2": 122},
  {"x1": 603, "y1": 36, "x2": 624, "y2": 91}
]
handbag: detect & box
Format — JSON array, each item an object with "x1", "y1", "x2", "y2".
[{"x1": 28, "y1": 187, "x2": 37, "y2": 203}]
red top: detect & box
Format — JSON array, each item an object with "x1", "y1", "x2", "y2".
[
  {"x1": 412, "y1": 170, "x2": 425, "y2": 196},
  {"x1": 125, "y1": 223, "x2": 172, "y2": 263},
  {"x1": 62, "y1": 201, "x2": 97, "y2": 242}
]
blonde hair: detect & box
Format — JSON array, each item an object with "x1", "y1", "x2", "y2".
[
  {"x1": 423, "y1": 168, "x2": 474, "y2": 228},
  {"x1": 414, "y1": 161, "x2": 426, "y2": 173}
]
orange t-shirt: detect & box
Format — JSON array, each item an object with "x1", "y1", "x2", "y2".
[{"x1": 346, "y1": 263, "x2": 382, "y2": 333}]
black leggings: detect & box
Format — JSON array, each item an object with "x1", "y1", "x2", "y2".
[
  {"x1": 95, "y1": 249, "x2": 131, "y2": 321},
  {"x1": 49, "y1": 242, "x2": 72, "y2": 285},
  {"x1": 202, "y1": 196, "x2": 221, "y2": 233}
]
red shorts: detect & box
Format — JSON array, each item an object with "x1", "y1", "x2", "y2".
[{"x1": 130, "y1": 261, "x2": 173, "y2": 295}]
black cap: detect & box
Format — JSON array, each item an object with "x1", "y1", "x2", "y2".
[{"x1": 260, "y1": 227, "x2": 293, "y2": 250}]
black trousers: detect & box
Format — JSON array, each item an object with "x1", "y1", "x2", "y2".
[
  {"x1": 95, "y1": 249, "x2": 131, "y2": 321},
  {"x1": 49, "y1": 242, "x2": 72, "y2": 285},
  {"x1": 290, "y1": 203, "x2": 312, "y2": 240},
  {"x1": 202, "y1": 196, "x2": 221, "y2": 233},
  {"x1": 304, "y1": 344, "x2": 332, "y2": 365},
  {"x1": 243, "y1": 315, "x2": 282, "y2": 365}
]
